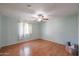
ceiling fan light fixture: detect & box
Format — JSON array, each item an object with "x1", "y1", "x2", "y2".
[
  {"x1": 38, "y1": 18, "x2": 42, "y2": 22},
  {"x1": 37, "y1": 14, "x2": 48, "y2": 22}
]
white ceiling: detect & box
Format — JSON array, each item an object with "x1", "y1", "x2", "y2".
[{"x1": 0, "y1": 3, "x2": 79, "y2": 20}]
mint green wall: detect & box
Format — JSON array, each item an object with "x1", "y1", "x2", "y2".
[
  {"x1": 42, "y1": 14, "x2": 78, "y2": 45},
  {"x1": 78, "y1": 12, "x2": 79, "y2": 45},
  {"x1": 1, "y1": 15, "x2": 18, "y2": 46},
  {"x1": 0, "y1": 15, "x2": 7, "y2": 47},
  {"x1": 31, "y1": 22, "x2": 41, "y2": 39},
  {"x1": 0, "y1": 13, "x2": 78, "y2": 47},
  {"x1": 1, "y1": 15, "x2": 42, "y2": 47},
  {"x1": 0, "y1": 15, "x2": 2, "y2": 47}
]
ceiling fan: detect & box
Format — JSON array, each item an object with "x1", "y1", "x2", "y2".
[
  {"x1": 35, "y1": 14, "x2": 48, "y2": 22},
  {"x1": 26, "y1": 4, "x2": 49, "y2": 22}
]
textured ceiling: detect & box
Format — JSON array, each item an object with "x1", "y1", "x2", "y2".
[{"x1": 0, "y1": 3, "x2": 79, "y2": 20}]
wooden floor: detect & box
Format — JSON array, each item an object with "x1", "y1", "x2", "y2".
[{"x1": 0, "y1": 39, "x2": 71, "y2": 56}]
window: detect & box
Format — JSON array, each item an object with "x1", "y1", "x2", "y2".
[{"x1": 18, "y1": 22, "x2": 32, "y2": 39}]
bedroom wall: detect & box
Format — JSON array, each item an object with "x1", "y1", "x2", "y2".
[
  {"x1": 0, "y1": 15, "x2": 2, "y2": 47},
  {"x1": 1, "y1": 15, "x2": 42, "y2": 47},
  {"x1": 0, "y1": 13, "x2": 78, "y2": 47},
  {"x1": 1, "y1": 16, "x2": 17, "y2": 46},
  {"x1": 42, "y1": 14, "x2": 78, "y2": 45},
  {"x1": 78, "y1": 12, "x2": 79, "y2": 45},
  {"x1": 1, "y1": 15, "x2": 19, "y2": 46},
  {"x1": 31, "y1": 22, "x2": 41, "y2": 39}
]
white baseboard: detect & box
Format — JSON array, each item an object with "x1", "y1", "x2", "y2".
[
  {"x1": 0, "y1": 38, "x2": 65, "y2": 48},
  {"x1": 0, "y1": 39, "x2": 35, "y2": 47},
  {"x1": 42, "y1": 38, "x2": 65, "y2": 45}
]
